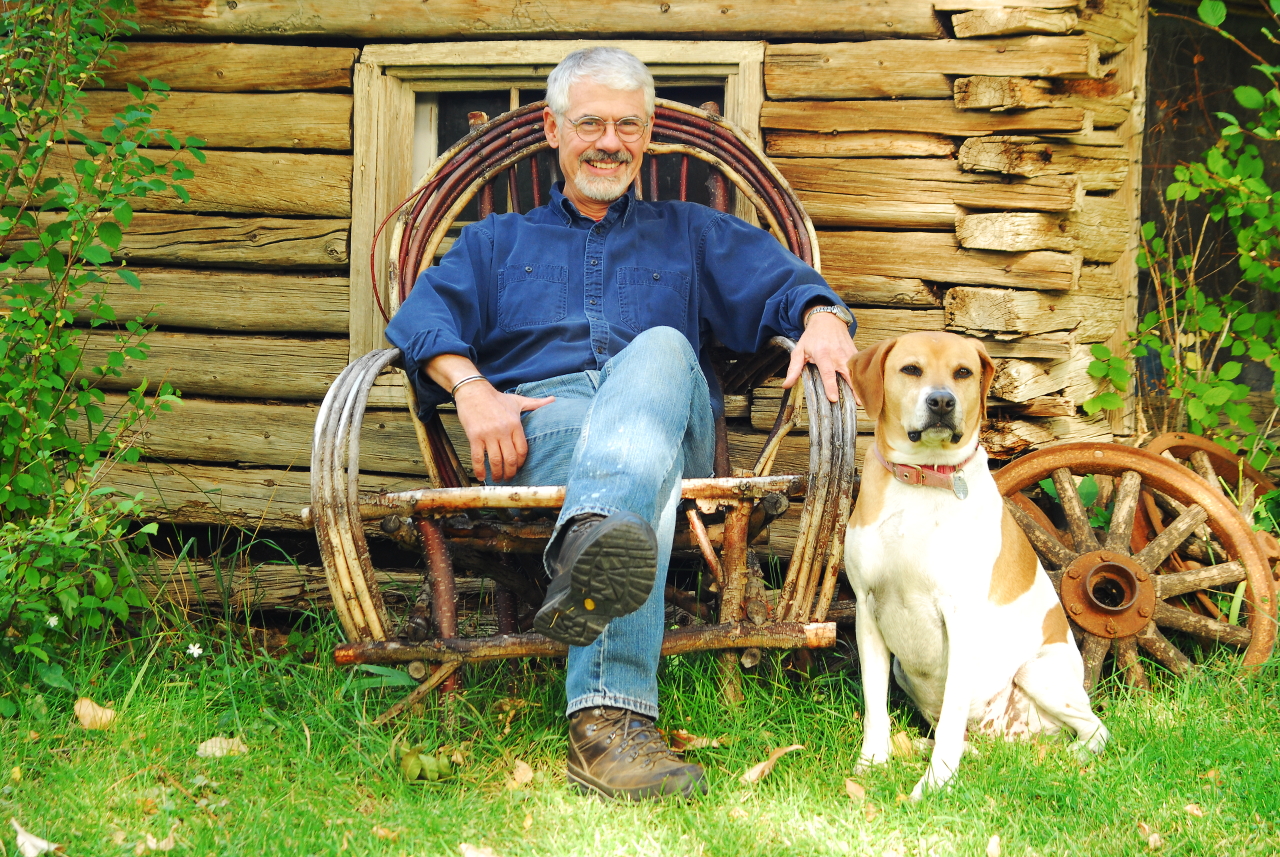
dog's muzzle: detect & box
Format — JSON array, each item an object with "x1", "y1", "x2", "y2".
[{"x1": 907, "y1": 389, "x2": 962, "y2": 444}]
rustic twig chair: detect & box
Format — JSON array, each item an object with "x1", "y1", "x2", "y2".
[{"x1": 305, "y1": 99, "x2": 857, "y2": 716}]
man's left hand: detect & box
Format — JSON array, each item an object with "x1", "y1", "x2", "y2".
[{"x1": 783, "y1": 311, "x2": 858, "y2": 403}]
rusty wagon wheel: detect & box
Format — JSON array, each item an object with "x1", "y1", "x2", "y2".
[{"x1": 995, "y1": 442, "x2": 1277, "y2": 691}]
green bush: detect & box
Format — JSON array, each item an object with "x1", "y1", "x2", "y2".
[{"x1": 0, "y1": 0, "x2": 200, "y2": 668}]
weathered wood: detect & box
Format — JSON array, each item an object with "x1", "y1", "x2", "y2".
[
  {"x1": 836, "y1": 274, "x2": 942, "y2": 308},
  {"x1": 956, "y1": 198, "x2": 1127, "y2": 263},
  {"x1": 131, "y1": 0, "x2": 948, "y2": 39},
  {"x1": 765, "y1": 131, "x2": 955, "y2": 159},
  {"x1": 142, "y1": 561, "x2": 422, "y2": 612},
  {"x1": 777, "y1": 158, "x2": 1079, "y2": 229},
  {"x1": 95, "y1": 42, "x2": 358, "y2": 92},
  {"x1": 991, "y1": 357, "x2": 1077, "y2": 402},
  {"x1": 72, "y1": 91, "x2": 352, "y2": 149},
  {"x1": 3, "y1": 212, "x2": 349, "y2": 269},
  {"x1": 79, "y1": 331, "x2": 348, "y2": 400},
  {"x1": 45, "y1": 145, "x2": 350, "y2": 217},
  {"x1": 751, "y1": 378, "x2": 876, "y2": 433},
  {"x1": 952, "y1": 8, "x2": 1077, "y2": 38},
  {"x1": 67, "y1": 268, "x2": 349, "y2": 333},
  {"x1": 764, "y1": 36, "x2": 1100, "y2": 100},
  {"x1": 1044, "y1": 410, "x2": 1113, "y2": 444},
  {"x1": 1066, "y1": 196, "x2": 1127, "y2": 264},
  {"x1": 995, "y1": 396, "x2": 1075, "y2": 417},
  {"x1": 954, "y1": 77, "x2": 1134, "y2": 128},
  {"x1": 984, "y1": 419, "x2": 1056, "y2": 458},
  {"x1": 945, "y1": 286, "x2": 1122, "y2": 342},
  {"x1": 957, "y1": 135, "x2": 1130, "y2": 190},
  {"x1": 821, "y1": 230, "x2": 1080, "y2": 291},
  {"x1": 762, "y1": 100, "x2": 1086, "y2": 137},
  {"x1": 981, "y1": 333, "x2": 1074, "y2": 359},
  {"x1": 1078, "y1": 0, "x2": 1142, "y2": 55}
]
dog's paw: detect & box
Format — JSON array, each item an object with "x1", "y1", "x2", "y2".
[
  {"x1": 853, "y1": 751, "x2": 891, "y2": 774},
  {"x1": 1068, "y1": 722, "x2": 1111, "y2": 761},
  {"x1": 910, "y1": 764, "x2": 956, "y2": 800}
]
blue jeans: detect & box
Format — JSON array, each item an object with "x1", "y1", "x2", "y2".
[{"x1": 496, "y1": 326, "x2": 715, "y2": 719}]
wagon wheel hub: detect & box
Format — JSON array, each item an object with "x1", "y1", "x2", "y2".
[{"x1": 1059, "y1": 550, "x2": 1155, "y2": 639}]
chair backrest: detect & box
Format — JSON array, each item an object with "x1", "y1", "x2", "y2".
[{"x1": 382, "y1": 99, "x2": 821, "y2": 488}]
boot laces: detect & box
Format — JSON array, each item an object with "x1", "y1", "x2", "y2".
[{"x1": 599, "y1": 709, "x2": 678, "y2": 767}]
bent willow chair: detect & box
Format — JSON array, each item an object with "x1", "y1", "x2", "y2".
[{"x1": 306, "y1": 100, "x2": 858, "y2": 711}]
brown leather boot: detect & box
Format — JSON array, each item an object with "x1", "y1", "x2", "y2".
[{"x1": 567, "y1": 706, "x2": 707, "y2": 800}]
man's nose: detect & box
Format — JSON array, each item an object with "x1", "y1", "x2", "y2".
[{"x1": 926, "y1": 390, "x2": 955, "y2": 415}]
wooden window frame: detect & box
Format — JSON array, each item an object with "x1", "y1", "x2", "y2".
[{"x1": 349, "y1": 40, "x2": 766, "y2": 362}]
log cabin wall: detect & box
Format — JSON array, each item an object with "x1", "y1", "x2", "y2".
[{"x1": 91, "y1": 1, "x2": 1146, "y2": 570}]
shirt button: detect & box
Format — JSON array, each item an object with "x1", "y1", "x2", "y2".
[
  {"x1": 595, "y1": 346, "x2": 604, "y2": 354},
  {"x1": 590, "y1": 259, "x2": 598, "y2": 265},
  {"x1": 525, "y1": 266, "x2": 532, "y2": 272},
  {"x1": 590, "y1": 299, "x2": 597, "y2": 305},
  {"x1": 652, "y1": 273, "x2": 660, "y2": 280}
]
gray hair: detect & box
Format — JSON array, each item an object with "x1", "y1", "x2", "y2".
[{"x1": 545, "y1": 47, "x2": 655, "y2": 118}]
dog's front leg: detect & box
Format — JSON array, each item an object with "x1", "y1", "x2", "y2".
[
  {"x1": 854, "y1": 595, "x2": 894, "y2": 771},
  {"x1": 911, "y1": 608, "x2": 973, "y2": 800}
]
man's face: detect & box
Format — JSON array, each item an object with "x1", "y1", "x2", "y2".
[{"x1": 544, "y1": 80, "x2": 651, "y2": 214}]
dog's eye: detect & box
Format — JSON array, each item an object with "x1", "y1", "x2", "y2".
[
  {"x1": 954, "y1": 367, "x2": 973, "y2": 379},
  {"x1": 900, "y1": 365, "x2": 922, "y2": 377}
]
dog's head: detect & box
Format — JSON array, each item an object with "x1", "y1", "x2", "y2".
[{"x1": 848, "y1": 332, "x2": 995, "y2": 461}]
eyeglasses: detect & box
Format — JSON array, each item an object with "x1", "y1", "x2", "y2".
[{"x1": 566, "y1": 115, "x2": 648, "y2": 143}]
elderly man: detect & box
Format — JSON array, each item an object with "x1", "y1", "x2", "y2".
[{"x1": 386, "y1": 46, "x2": 856, "y2": 800}]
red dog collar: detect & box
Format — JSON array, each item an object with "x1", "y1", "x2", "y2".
[{"x1": 873, "y1": 444, "x2": 977, "y2": 500}]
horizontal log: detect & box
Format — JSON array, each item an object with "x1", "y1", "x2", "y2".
[
  {"x1": 765, "y1": 131, "x2": 955, "y2": 159},
  {"x1": 956, "y1": 198, "x2": 1128, "y2": 263},
  {"x1": 142, "y1": 561, "x2": 421, "y2": 611},
  {"x1": 945, "y1": 285, "x2": 1122, "y2": 341},
  {"x1": 980, "y1": 332, "x2": 1074, "y2": 359},
  {"x1": 95, "y1": 42, "x2": 358, "y2": 92},
  {"x1": 982, "y1": 418, "x2": 1055, "y2": 458},
  {"x1": 836, "y1": 274, "x2": 942, "y2": 308},
  {"x1": 131, "y1": 0, "x2": 947, "y2": 39},
  {"x1": 68, "y1": 268, "x2": 349, "y2": 333},
  {"x1": 821, "y1": 230, "x2": 1080, "y2": 291},
  {"x1": 762, "y1": 100, "x2": 1086, "y2": 137},
  {"x1": 72, "y1": 91, "x2": 352, "y2": 149},
  {"x1": 1043, "y1": 411, "x2": 1113, "y2": 445},
  {"x1": 994, "y1": 395, "x2": 1075, "y2": 417},
  {"x1": 79, "y1": 330, "x2": 348, "y2": 400},
  {"x1": 1066, "y1": 196, "x2": 1128, "y2": 263},
  {"x1": 954, "y1": 77, "x2": 1134, "y2": 128},
  {"x1": 46, "y1": 145, "x2": 351, "y2": 217},
  {"x1": 1077, "y1": 0, "x2": 1142, "y2": 55},
  {"x1": 777, "y1": 158, "x2": 1079, "y2": 229},
  {"x1": 959, "y1": 136, "x2": 1129, "y2": 190},
  {"x1": 764, "y1": 36, "x2": 1100, "y2": 100},
  {"x1": 952, "y1": 8, "x2": 1077, "y2": 38},
  {"x1": 991, "y1": 357, "x2": 1078, "y2": 402}
]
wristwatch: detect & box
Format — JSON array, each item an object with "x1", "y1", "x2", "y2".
[{"x1": 804, "y1": 303, "x2": 853, "y2": 328}]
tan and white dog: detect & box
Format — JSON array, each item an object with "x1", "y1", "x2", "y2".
[{"x1": 844, "y1": 332, "x2": 1109, "y2": 799}]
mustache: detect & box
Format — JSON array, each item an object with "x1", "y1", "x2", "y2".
[{"x1": 579, "y1": 149, "x2": 633, "y2": 165}]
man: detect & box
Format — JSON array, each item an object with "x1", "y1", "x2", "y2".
[{"x1": 386, "y1": 47, "x2": 856, "y2": 800}]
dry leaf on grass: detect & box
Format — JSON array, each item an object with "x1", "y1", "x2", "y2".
[
  {"x1": 506, "y1": 760, "x2": 534, "y2": 790},
  {"x1": 844, "y1": 779, "x2": 866, "y2": 803},
  {"x1": 1137, "y1": 822, "x2": 1163, "y2": 850},
  {"x1": 1184, "y1": 803, "x2": 1205, "y2": 817},
  {"x1": 372, "y1": 826, "x2": 399, "y2": 841},
  {"x1": 890, "y1": 732, "x2": 916, "y2": 758},
  {"x1": 135, "y1": 822, "x2": 179, "y2": 854},
  {"x1": 522, "y1": 813, "x2": 533, "y2": 832},
  {"x1": 74, "y1": 697, "x2": 116, "y2": 730},
  {"x1": 459, "y1": 845, "x2": 501, "y2": 857},
  {"x1": 661, "y1": 728, "x2": 726, "y2": 752},
  {"x1": 727, "y1": 807, "x2": 749, "y2": 821},
  {"x1": 10, "y1": 819, "x2": 64, "y2": 856},
  {"x1": 740, "y1": 744, "x2": 804, "y2": 785},
  {"x1": 196, "y1": 736, "x2": 248, "y2": 758},
  {"x1": 986, "y1": 834, "x2": 1001, "y2": 857}
]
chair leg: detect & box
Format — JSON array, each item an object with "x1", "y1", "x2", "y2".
[
  {"x1": 414, "y1": 516, "x2": 461, "y2": 694},
  {"x1": 716, "y1": 501, "x2": 753, "y2": 704}
]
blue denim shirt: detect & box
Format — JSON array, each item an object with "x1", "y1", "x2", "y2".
[{"x1": 386, "y1": 182, "x2": 853, "y2": 416}]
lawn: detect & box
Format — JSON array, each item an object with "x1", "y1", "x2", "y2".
[{"x1": 2, "y1": 619, "x2": 1278, "y2": 857}]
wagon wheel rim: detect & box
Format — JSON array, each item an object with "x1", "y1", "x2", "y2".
[{"x1": 995, "y1": 443, "x2": 1276, "y2": 689}]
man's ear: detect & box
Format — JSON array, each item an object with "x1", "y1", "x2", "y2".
[
  {"x1": 848, "y1": 337, "x2": 896, "y2": 421},
  {"x1": 543, "y1": 106, "x2": 560, "y2": 149},
  {"x1": 974, "y1": 338, "x2": 996, "y2": 422}
]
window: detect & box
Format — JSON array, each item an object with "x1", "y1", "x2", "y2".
[{"x1": 350, "y1": 40, "x2": 766, "y2": 362}]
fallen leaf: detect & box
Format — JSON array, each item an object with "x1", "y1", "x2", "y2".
[
  {"x1": 506, "y1": 760, "x2": 533, "y2": 790},
  {"x1": 890, "y1": 732, "x2": 916, "y2": 758},
  {"x1": 372, "y1": 827, "x2": 399, "y2": 841},
  {"x1": 863, "y1": 802, "x2": 880, "y2": 821},
  {"x1": 1137, "y1": 822, "x2": 1163, "y2": 851},
  {"x1": 142, "y1": 822, "x2": 179, "y2": 852},
  {"x1": 521, "y1": 813, "x2": 532, "y2": 832},
  {"x1": 10, "y1": 819, "x2": 64, "y2": 856},
  {"x1": 9, "y1": 767, "x2": 19, "y2": 785},
  {"x1": 727, "y1": 807, "x2": 749, "y2": 821},
  {"x1": 740, "y1": 744, "x2": 804, "y2": 785},
  {"x1": 74, "y1": 697, "x2": 116, "y2": 731},
  {"x1": 459, "y1": 845, "x2": 501, "y2": 857},
  {"x1": 662, "y1": 728, "x2": 724, "y2": 752},
  {"x1": 844, "y1": 779, "x2": 866, "y2": 803},
  {"x1": 1184, "y1": 803, "x2": 1205, "y2": 817},
  {"x1": 196, "y1": 736, "x2": 248, "y2": 758},
  {"x1": 986, "y1": 834, "x2": 1001, "y2": 857}
]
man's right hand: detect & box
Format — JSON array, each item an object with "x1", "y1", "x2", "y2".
[{"x1": 453, "y1": 381, "x2": 555, "y2": 482}]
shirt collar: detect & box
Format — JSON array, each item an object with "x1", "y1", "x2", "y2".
[{"x1": 549, "y1": 181, "x2": 637, "y2": 228}]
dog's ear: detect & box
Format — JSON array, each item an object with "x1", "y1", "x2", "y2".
[
  {"x1": 973, "y1": 338, "x2": 996, "y2": 421},
  {"x1": 848, "y1": 337, "x2": 896, "y2": 421}
]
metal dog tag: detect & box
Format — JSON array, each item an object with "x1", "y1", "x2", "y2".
[{"x1": 951, "y1": 472, "x2": 969, "y2": 501}]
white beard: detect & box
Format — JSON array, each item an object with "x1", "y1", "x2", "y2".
[{"x1": 573, "y1": 169, "x2": 633, "y2": 202}]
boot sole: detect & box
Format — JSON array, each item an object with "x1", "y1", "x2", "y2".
[
  {"x1": 567, "y1": 763, "x2": 707, "y2": 801},
  {"x1": 534, "y1": 519, "x2": 657, "y2": 647}
]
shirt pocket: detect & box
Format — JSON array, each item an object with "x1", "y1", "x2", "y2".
[
  {"x1": 617, "y1": 267, "x2": 691, "y2": 334},
  {"x1": 498, "y1": 264, "x2": 569, "y2": 331}
]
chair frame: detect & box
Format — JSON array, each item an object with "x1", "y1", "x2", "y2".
[{"x1": 306, "y1": 100, "x2": 857, "y2": 697}]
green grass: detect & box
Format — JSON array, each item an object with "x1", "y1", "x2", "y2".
[{"x1": 3, "y1": 619, "x2": 1279, "y2": 857}]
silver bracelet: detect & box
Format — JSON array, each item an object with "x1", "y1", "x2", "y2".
[{"x1": 450, "y1": 373, "x2": 486, "y2": 398}]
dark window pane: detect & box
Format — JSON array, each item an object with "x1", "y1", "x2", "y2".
[{"x1": 438, "y1": 91, "x2": 511, "y2": 221}]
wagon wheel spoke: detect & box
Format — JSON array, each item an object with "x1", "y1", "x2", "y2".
[
  {"x1": 1135, "y1": 621, "x2": 1193, "y2": 677},
  {"x1": 1112, "y1": 637, "x2": 1150, "y2": 690},
  {"x1": 1104, "y1": 471, "x2": 1144, "y2": 554},
  {"x1": 1154, "y1": 561, "x2": 1247, "y2": 600},
  {"x1": 1152, "y1": 600, "x2": 1252, "y2": 648},
  {"x1": 1003, "y1": 497, "x2": 1076, "y2": 575},
  {"x1": 1052, "y1": 467, "x2": 1101, "y2": 553},
  {"x1": 1133, "y1": 504, "x2": 1209, "y2": 572},
  {"x1": 1079, "y1": 631, "x2": 1109, "y2": 692},
  {"x1": 1188, "y1": 450, "x2": 1226, "y2": 497}
]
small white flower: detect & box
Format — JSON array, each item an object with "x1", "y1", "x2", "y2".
[
  {"x1": 46, "y1": 615, "x2": 59, "y2": 628},
  {"x1": 187, "y1": 643, "x2": 204, "y2": 658}
]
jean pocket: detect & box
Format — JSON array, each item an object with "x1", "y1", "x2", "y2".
[
  {"x1": 498, "y1": 264, "x2": 569, "y2": 330},
  {"x1": 617, "y1": 266, "x2": 691, "y2": 333}
]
